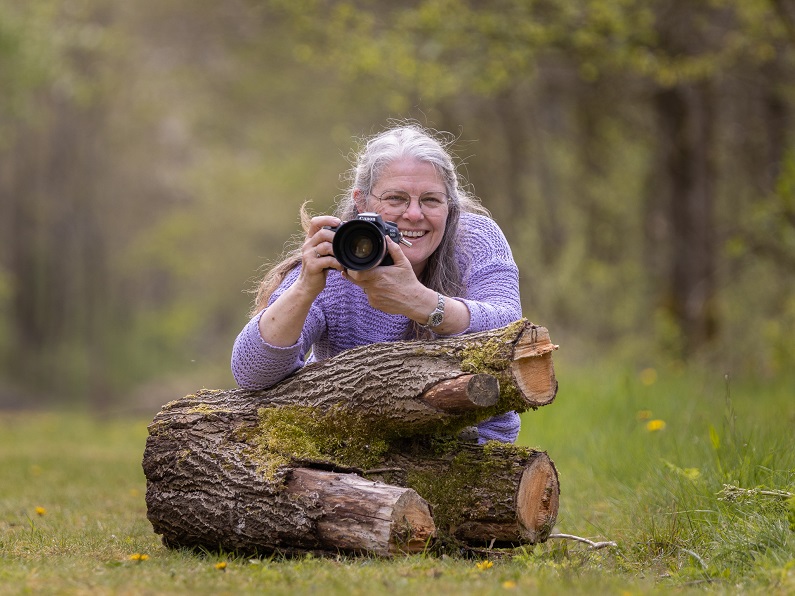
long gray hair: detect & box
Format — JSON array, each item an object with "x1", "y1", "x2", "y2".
[{"x1": 252, "y1": 123, "x2": 489, "y2": 327}]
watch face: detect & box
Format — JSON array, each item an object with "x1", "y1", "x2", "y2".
[{"x1": 429, "y1": 312, "x2": 444, "y2": 327}]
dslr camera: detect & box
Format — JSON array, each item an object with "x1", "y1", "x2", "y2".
[{"x1": 325, "y1": 212, "x2": 411, "y2": 271}]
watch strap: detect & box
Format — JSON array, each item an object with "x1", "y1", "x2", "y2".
[{"x1": 421, "y1": 293, "x2": 445, "y2": 328}]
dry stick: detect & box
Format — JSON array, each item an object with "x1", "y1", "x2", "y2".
[
  {"x1": 547, "y1": 533, "x2": 617, "y2": 550},
  {"x1": 718, "y1": 484, "x2": 794, "y2": 501}
]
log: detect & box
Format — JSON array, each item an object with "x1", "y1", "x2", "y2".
[
  {"x1": 143, "y1": 320, "x2": 561, "y2": 555},
  {"x1": 144, "y1": 411, "x2": 559, "y2": 554},
  {"x1": 287, "y1": 468, "x2": 436, "y2": 555},
  {"x1": 150, "y1": 319, "x2": 557, "y2": 442},
  {"x1": 366, "y1": 440, "x2": 559, "y2": 546},
  {"x1": 419, "y1": 373, "x2": 499, "y2": 412},
  {"x1": 144, "y1": 429, "x2": 434, "y2": 556}
]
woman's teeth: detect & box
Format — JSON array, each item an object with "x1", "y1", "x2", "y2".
[{"x1": 401, "y1": 230, "x2": 426, "y2": 238}]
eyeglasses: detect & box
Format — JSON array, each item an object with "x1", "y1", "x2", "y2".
[{"x1": 370, "y1": 190, "x2": 450, "y2": 216}]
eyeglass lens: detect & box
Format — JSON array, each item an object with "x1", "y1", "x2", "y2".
[{"x1": 376, "y1": 191, "x2": 448, "y2": 215}]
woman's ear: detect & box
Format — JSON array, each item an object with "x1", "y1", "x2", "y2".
[{"x1": 353, "y1": 189, "x2": 367, "y2": 213}]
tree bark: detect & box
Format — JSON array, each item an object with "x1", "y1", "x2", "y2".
[{"x1": 143, "y1": 320, "x2": 560, "y2": 555}]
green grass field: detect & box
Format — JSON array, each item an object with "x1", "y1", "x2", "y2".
[{"x1": 2, "y1": 360, "x2": 794, "y2": 595}]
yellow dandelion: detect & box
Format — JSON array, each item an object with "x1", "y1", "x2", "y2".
[
  {"x1": 129, "y1": 553, "x2": 149, "y2": 561},
  {"x1": 636, "y1": 410, "x2": 653, "y2": 421},
  {"x1": 639, "y1": 368, "x2": 657, "y2": 386},
  {"x1": 502, "y1": 580, "x2": 517, "y2": 589},
  {"x1": 646, "y1": 419, "x2": 666, "y2": 432},
  {"x1": 215, "y1": 561, "x2": 227, "y2": 570},
  {"x1": 34, "y1": 506, "x2": 46, "y2": 516},
  {"x1": 475, "y1": 560, "x2": 494, "y2": 571}
]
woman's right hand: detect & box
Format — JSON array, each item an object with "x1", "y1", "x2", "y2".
[
  {"x1": 258, "y1": 215, "x2": 342, "y2": 348},
  {"x1": 296, "y1": 215, "x2": 343, "y2": 298}
]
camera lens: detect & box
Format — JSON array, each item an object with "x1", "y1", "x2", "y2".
[
  {"x1": 351, "y1": 236, "x2": 374, "y2": 259},
  {"x1": 332, "y1": 220, "x2": 387, "y2": 271}
]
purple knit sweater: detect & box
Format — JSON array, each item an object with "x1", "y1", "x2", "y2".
[{"x1": 231, "y1": 212, "x2": 522, "y2": 444}]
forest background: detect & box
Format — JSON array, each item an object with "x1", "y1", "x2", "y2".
[{"x1": 1, "y1": 0, "x2": 793, "y2": 413}]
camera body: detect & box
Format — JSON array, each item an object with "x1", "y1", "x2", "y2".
[{"x1": 325, "y1": 212, "x2": 404, "y2": 271}]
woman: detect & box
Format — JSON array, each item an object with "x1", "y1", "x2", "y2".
[{"x1": 231, "y1": 123, "x2": 522, "y2": 443}]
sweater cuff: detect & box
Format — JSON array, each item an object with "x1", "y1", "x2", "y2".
[{"x1": 232, "y1": 310, "x2": 305, "y2": 389}]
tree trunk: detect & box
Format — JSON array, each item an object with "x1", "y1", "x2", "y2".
[{"x1": 143, "y1": 320, "x2": 560, "y2": 555}]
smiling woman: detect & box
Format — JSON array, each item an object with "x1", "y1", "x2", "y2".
[{"x1": 232, "y1": 123, "x2": 523, "y2": 444}]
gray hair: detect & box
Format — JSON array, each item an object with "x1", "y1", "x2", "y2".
[{"x1": 253, "y1": 123, "x2": 490, "y2": 326}]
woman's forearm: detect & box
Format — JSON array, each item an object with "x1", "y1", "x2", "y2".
[{"x1": 257, "y1": 280, "x2": 319, "y2": 347}]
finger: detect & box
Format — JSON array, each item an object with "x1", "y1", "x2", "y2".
[
  {"x1": 313, "y1": 240, "x2": 334, "y2": 258},
  {"x1": 307, "y1": 215, "x2": 342, "y2": 237},
  {"x1": 385, "y1": 236, "x2": 409, "y2": 266}
]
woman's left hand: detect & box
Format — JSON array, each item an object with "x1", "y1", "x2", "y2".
[{"x1": 342, "y1": 237, "x2": 437, "y2": 321}]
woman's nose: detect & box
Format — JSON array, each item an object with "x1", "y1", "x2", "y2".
[{"x1": 402, "y1": 199, "x2": 424, "y2": 220}]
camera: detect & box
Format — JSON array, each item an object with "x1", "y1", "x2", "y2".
[{"x1": 325, "y1": 212, "x2": 411, "y2": 271}]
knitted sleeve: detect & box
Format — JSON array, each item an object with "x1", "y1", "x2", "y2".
[
  {"x1": 450, "y1": 213, "x2": 522, "y2": 334},
  {"x1": 230, "y1": 265, "x2": 326, "y2": 390}
]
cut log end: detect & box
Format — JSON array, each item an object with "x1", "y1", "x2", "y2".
[
  {"x1": 510, "y1": 324, "x2": 559, "y2": 408},
  {"x1": 516, "y1": 453, "x2": 560, "y2": 543},
  {"x1": 421, "y1": 373, "x2": 500, "y2": 412},
  {"x1": 452, "y1": 450, "x2": 559, "y2": 546},
  {"x1": 389, "y1": 489, "x2": 437, "y2": 554}
]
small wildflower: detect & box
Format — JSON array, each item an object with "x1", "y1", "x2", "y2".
[
  {"x1": 639, "y1": 368, "x2": 657, "y2": 386},
  {"x1": 502, "y1": 580, "x2": 517, "y2": 589},
  {"x1": 636, "y1": 410, "x2": 653, "y2": 421},
  {"x1": 129, "y1": 553, "x2": 149, "y2": 562},
  {"x1": 475, "y1": 560, "x2": 494, "y2": 571},
  {"x1": 35, "y1": 506, "x2": 46, "y2": 516},
  {"x1": 646, "y1": 419, "x2": 666, "y2": 432},
  {"x1": 215, "y1": 561, "x2": 227, "y2": 571}
]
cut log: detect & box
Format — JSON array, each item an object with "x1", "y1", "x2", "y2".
[
  {"x1": 287, "y1": 468, "x2": 436, "y2": 555},
  {"x1": 367, "y1": 441, "x2": 559, "y2": 546},
  {"x1": 420, "y1": 373, "x2": 499, "y2": 412},
  {"x1": 143, "y1": 430, "x2": 435, "y2": 556},
  {"x1": 144, "y1": 413, "x2": 559, "y2": 553},
  {"x1": 150, "y1": 319, "x2": 558, "y2": 442}
]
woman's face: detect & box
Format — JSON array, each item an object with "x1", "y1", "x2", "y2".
[{"x1": 360, "y1": 158, "x2": 449, "y2": 275}]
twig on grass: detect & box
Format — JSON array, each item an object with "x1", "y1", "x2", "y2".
[
  {"x1": 547, "y1": 533, "x2": 617, "y2": 550},
  {"x1": 717, "y1": 484, "x2": 794, "y2": 502}
]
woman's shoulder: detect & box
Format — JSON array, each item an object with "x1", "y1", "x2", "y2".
[{"x1": 457, "y1": 212, "x2": 512, "y2": 254}]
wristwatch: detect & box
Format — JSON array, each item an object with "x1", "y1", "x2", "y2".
[{"x1": 422, "y1": 293, "x2": 445, "y2": 329}]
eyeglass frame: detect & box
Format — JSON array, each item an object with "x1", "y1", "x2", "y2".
[{"x1": 368, "y1": 189, "x2": 451, "y2": 216}]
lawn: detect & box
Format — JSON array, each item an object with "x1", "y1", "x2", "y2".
[{"x1": 1, "y1": 359, "x2": 793, "y2": 594}]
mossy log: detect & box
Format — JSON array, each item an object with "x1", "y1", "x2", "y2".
[
  {"x1": 143, "y1": 428, "x2": 435, "y2": 556},
  {"x1": 143, "y1": 320, "x2": 560, "y2": 556},
  {"x1": 365, "y1": 439, "x2": 560, "y2": 546}
]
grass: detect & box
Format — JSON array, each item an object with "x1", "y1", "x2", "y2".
[{"x1": 1, "y1": 359, "x2": 794, "y2": 594}]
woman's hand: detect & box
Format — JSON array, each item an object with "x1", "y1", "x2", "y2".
[
  {"x1": 343, "y1": 237, "x2": 439, "y2": 320},
  {"x1": 258, "y1": 215, "x2": 341, "y2": 348},
  {"x1": 344, "y1": 237, "x2": 472, "y2": 334},
  {"x1": 296, "y1": 215, "x2": 344, "y2": 298}
]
